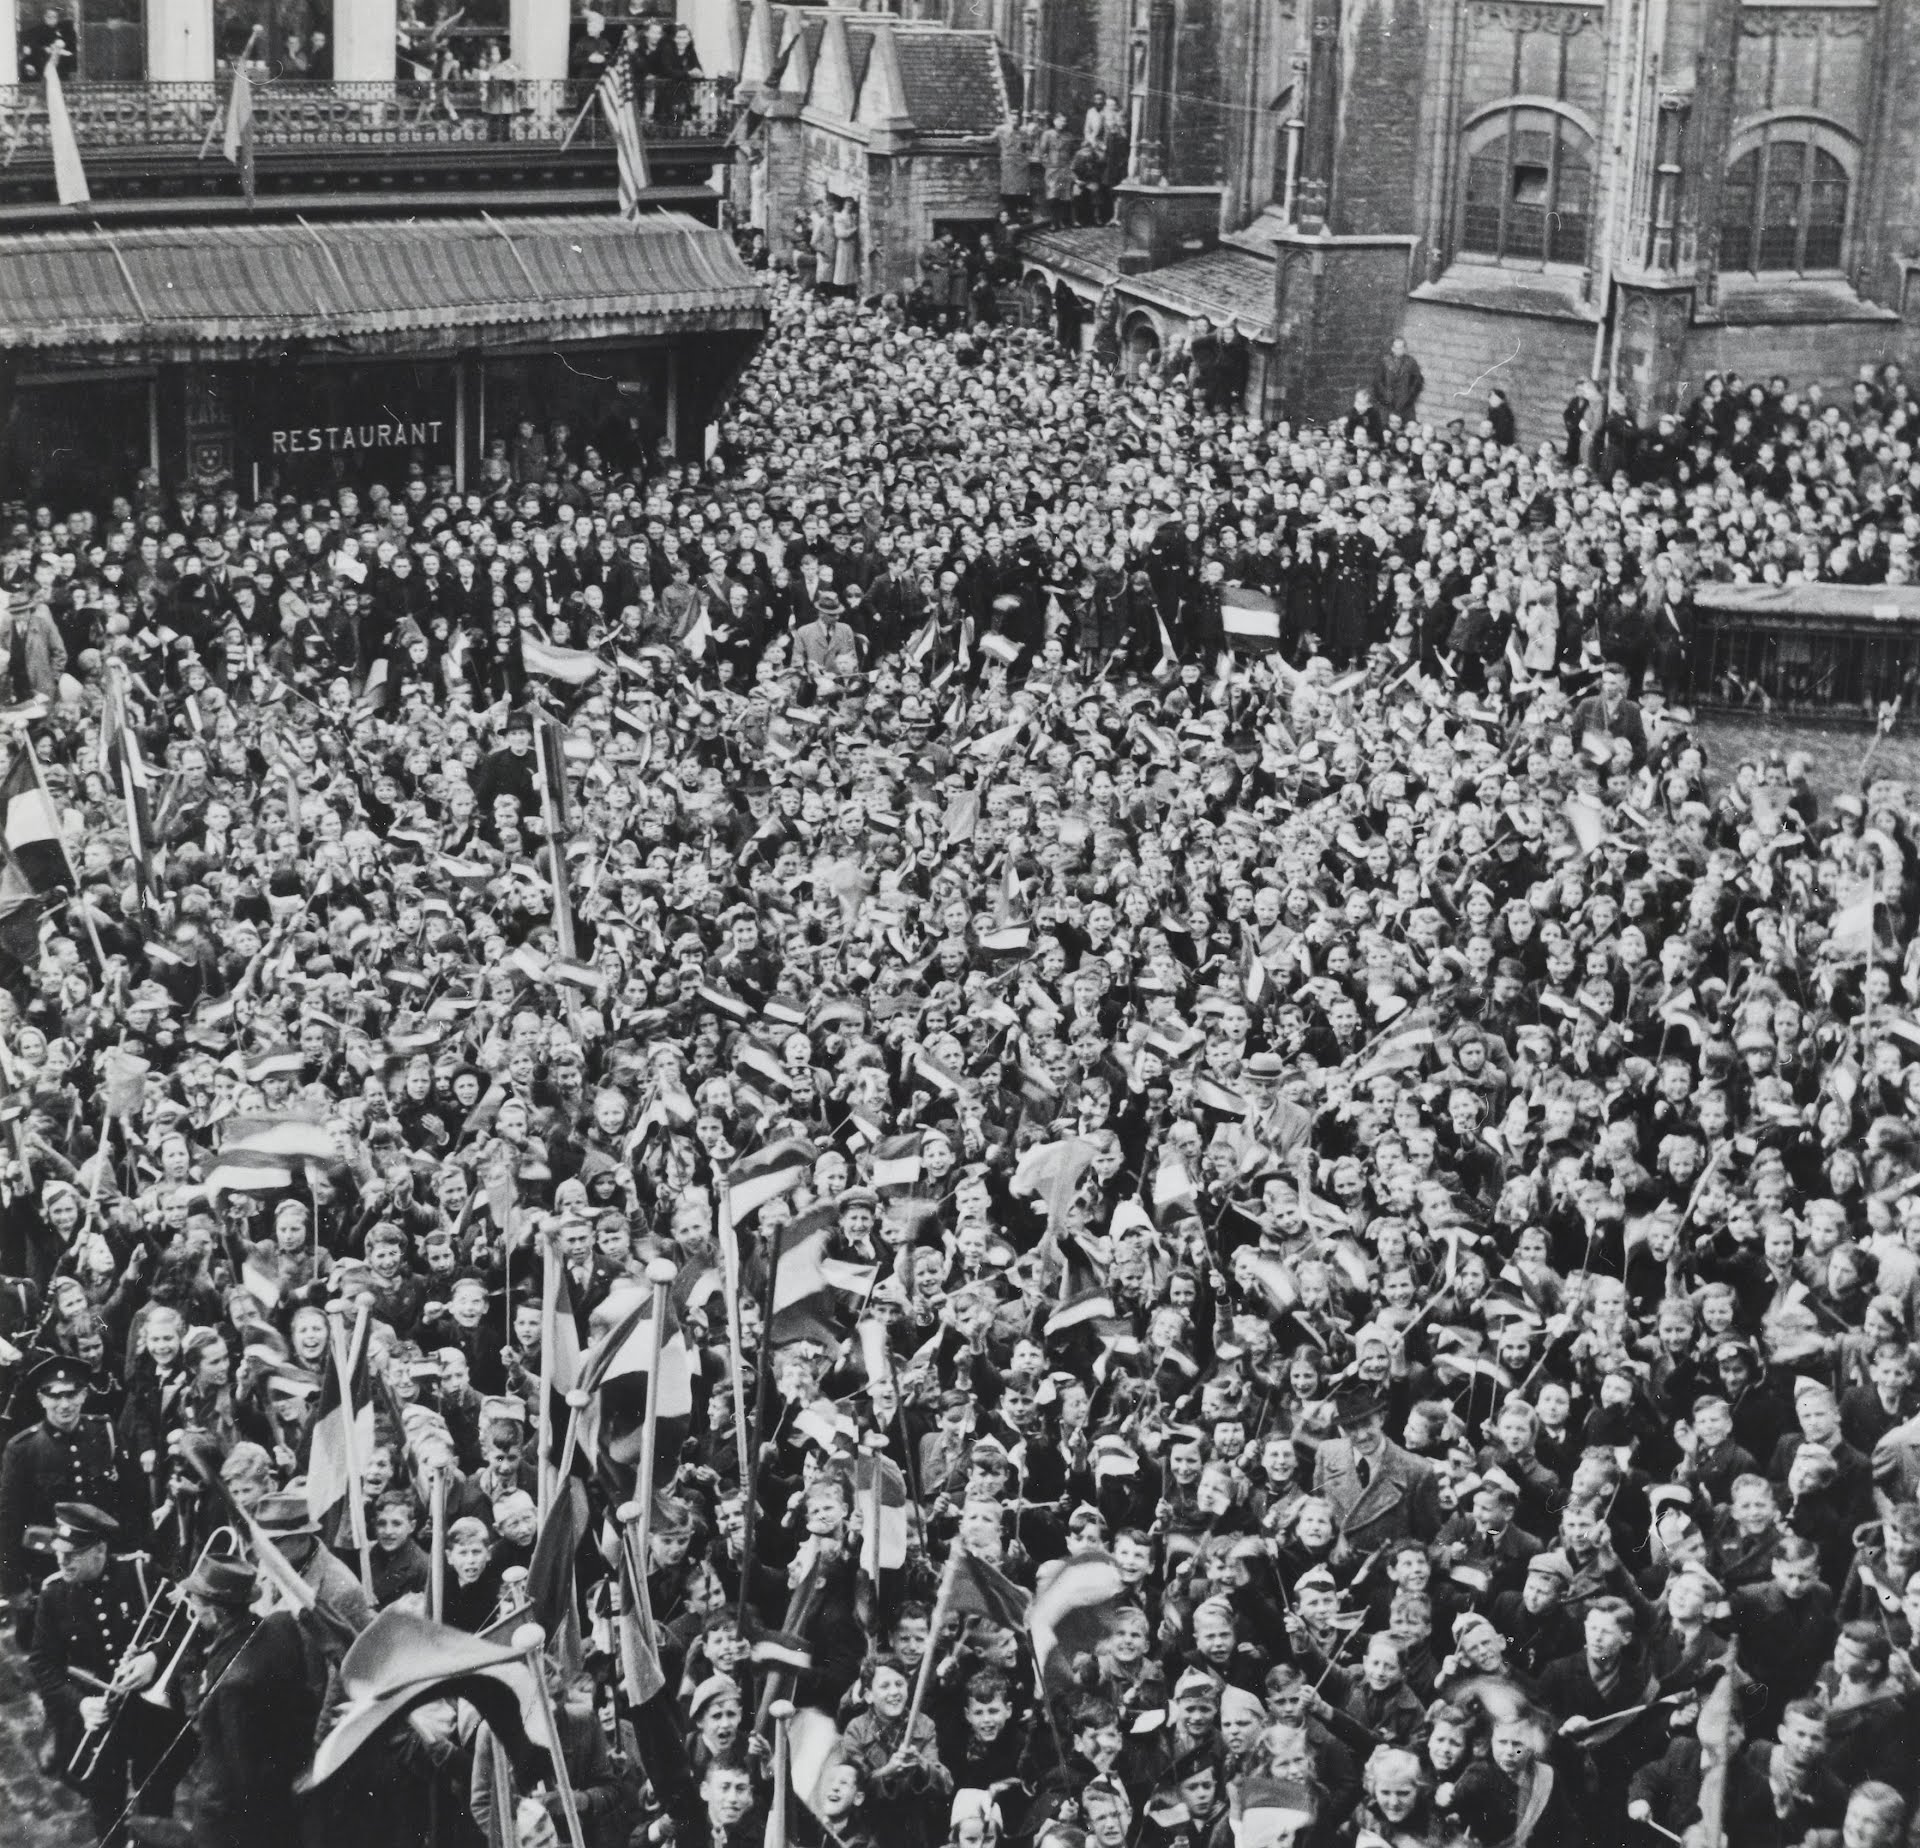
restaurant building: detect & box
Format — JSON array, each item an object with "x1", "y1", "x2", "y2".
[{"x1": 0, "y1": 0, "x2": 765, "y2": 505}]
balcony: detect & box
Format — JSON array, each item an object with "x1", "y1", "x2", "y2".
[{"x1": 0, "y1": 76, "x2": 739, "y2": 218}]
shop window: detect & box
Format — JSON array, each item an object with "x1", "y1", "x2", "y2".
[
  {"x1": 1720, "y1": 132, "x2": 1850, "y2": 275},
  {"x1": 1459, "y1": 105, "x2": 1593, "y2": 268}
]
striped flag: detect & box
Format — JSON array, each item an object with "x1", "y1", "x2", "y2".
[
  {"x1": 521, "y1": 635, "x2": 603, "y2": 686},
  {"x1": 724, "y1": 1137, "x2": 815, "y2": 1227},
  {"x1": 1029, "y1": 1551, "x2": 1126, "y2": 1696},
  {"x1": 305, "y1": 1325, "x2": 376, "y2": 1540},
  {"x1": 0, "y1": 750, "x2": 67, "y2": 894},
  {"x1": 855, "y1": 1450, "x2": 909, "y2": 1578},
  {"x1": 1220, "y1": 585, "x2": 1281, "y2": 647},
  {"x1": 868, "y1": 1132, "x2": 923, "y2": 1193},
  {"x1": 1045, "y1": 1236, "x2": 1115, "y2": 1337},
  {"x1": 45, "y1": 55, "x2": 88, "y2": 208},
  {"x1": 598, "y1": 59, "x2": 651, "y2": 217},
  {"x1": 579, "y1": 1282, "x2": 694, "y2": 1480},
  {"x1": 771, "y1": 1203, "x2": 877, "y2": 1346},
  {"x1": 1353, "y1": 1008, "x2": 1437, "y2": 1083}
]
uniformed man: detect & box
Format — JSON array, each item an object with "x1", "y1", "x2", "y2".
[
  {"x1": 28, "y1": 1501, "x2": 157, "y2": 1843},
  {"x1": 0, "y1": 1356, "x2": 145, "y2": 1641}
]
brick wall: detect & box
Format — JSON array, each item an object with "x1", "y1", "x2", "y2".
[
  {"x1": 1681, "y1": 317, "x2": 1913, "y2": 398},
  {"x1": 1272, "y1": 242, "x2": 1410, "y2": 426},
  {"x1": 1334, "y1": 0, "x2": 1427, "y2": 237},
  {"x1": 1397, "y1": 295, "x2": 1597, "y2": 447},
  {"x1": 1861, "y1": 4, "x2": 1920, "y2": 311},
  {"x1": 865, "y1": 145, "x2": 1004, "y2": 292}
]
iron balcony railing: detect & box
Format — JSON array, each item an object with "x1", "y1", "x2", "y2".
[{"x1": 0, "y1": 75, "x2": 736, "y2": 154}]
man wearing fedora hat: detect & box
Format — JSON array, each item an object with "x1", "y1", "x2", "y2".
[
  {"x1": 1312, "y1": 1378, "x2": 1442, "y2": 1553},
  {"x1": 250, "y1": 1491, "x2": 375, "y2": 1637},
  {"x1": 123, "y1": 1552, "x2": 318, "y2": 1848}
]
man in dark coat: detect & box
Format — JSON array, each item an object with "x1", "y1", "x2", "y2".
[
  {"x1": 1726, "y1": 1536, "x2": 1837, "y2": 1739},
  {"x1": 1371, "y1": 337, "x2": 1424, "y2": 423},
  {"x1": 1321, "y1": 514, "x2": 1381, "y2": 669},
  {"x1": 170, "y1": 1555, "x2": 322, "y2": 1848}
]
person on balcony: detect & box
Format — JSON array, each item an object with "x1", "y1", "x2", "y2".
[
  {"x1": 19, "y1": 8, "x2": 76, "y2": 83},
  {"x1": 480, "y1": 42, "x2": 523, "y2": 143}
]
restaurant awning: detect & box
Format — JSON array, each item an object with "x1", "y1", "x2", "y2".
[{"x1": 0, "y1": 213, "x2": 767, "y2": 362}]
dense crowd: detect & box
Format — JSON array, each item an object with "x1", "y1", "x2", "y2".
[{"x1": 3, "y1": 274, "x2": 1920, "y2": 1848}]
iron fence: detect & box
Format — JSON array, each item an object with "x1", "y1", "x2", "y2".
[
  {"x1": 0, "y1": 75, "x2": 736, "y2": 154},
  {"x1": 1696, "y1": 607, "x2": 1920, "y2": 724}
]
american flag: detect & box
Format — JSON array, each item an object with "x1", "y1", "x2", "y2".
[{"x1": 597, "y1": 61, "x2": 650, "y2": 217}]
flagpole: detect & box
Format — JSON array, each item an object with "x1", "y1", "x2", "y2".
[
  {"x1": 327, "y1": 1300, "x2": 376, "y2": 1600},
  {"x1": 537, "y1": 1230, "x2": 560, "y2": 1520},
  {"x1": 19, "y1": 732, "x2": 108, "y2": 969},
  {"x1": 627, "y1": 1257, "x2": 678, "y2": 1569},
  {"x1": 766, "y1": 1699, "x2": 793, "y2": 1848},
  {"x1": 716, "y1": 1179, "x2": 753, "y2": 1498},
  {"x1": 895, "y1": 1547, "x2": 957, "y2": 1763},
  {"x1": 738, "y1": 1205, "x2": 781, "y2": 1625},
  {"x1": 512, "y1": 1621, "x2": 587, "y2": 1848},
  {"x1": 429, "y1": 1462, "x2": 449, "y2": 1623}
]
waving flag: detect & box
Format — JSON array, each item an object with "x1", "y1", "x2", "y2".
[
  {"x1": 0, "y1": 750, "x2": 67, "y2": 894},
  {"x1": 306, "y1": 1321, "x2": 376, "y2": 1539},
  {"x1": 725, "y1": 1137, "x2": 815, "y2": 1227},
  {"x1": 1012, "y1": 1136, "x2": 1098, "y2": 1236},
  {"x1": 579, "y1": 1282, "x2": 694, "y2": 1480},
  {"x1": 1045, "y1": 1235, "x2": 1114, "y2": 1338},
  {"x1": 770, "y1": 1203, "x2": 877, "y2": 1347},
  {"x1": 300, "y1": 1608, "x2": 555, "y2": 1791},
  {"x1": 869, "y1": 1132, "x2": 923, "y2": 1193},
  {"x1": 946, "y1": 1551, "x2": 1031, "y2": 1630},
  {"x1": 1030, "y1": 1551, "x2": 1126, "y2": 1696},
  {"x1": 1220, "y1": 585, "x2": 1281, "y2": 647},
  {"x1": 532, "y1": 712, "x2": 578, "y2": 959},
  {"x1": 855, "y1": 1450, "x2": 909, "y2": 1578}
]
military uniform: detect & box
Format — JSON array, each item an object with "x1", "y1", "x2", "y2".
[
  {"x1": 29, "y1": 1550, "x2": 147, "y2": 1764},
  {"x1": 0, "y1": 1414, "x2": 144, "y2": 1600},
  {"x1": 26, "y1": 1501, "x2": 175, "y2": 1845}
]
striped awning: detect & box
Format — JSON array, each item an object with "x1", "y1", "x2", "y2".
[{"x1": 0, "y1": 212, "x2": 766, "y2": 358}]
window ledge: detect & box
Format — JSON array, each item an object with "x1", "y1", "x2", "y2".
[
  {"x1": 1711, "y1": 274, "x2": 1896, "y2": 325},
  {"x1": 1413, "y1": 261, "x2": 1599, "y2": 323}
]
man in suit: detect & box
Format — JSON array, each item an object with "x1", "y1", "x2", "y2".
[
  {"x1": 1567, "y1": 658, "x2": 1648, "y2": 767},
  {"x1": 1312, "y1": 1380, "x2": 1443, "y2": 1551}
]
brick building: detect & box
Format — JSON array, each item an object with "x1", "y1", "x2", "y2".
[
  {"x1": 734, "y1": 4, "x2": 1011, "y2": 297},
  {"x1": 931, "y1": 0, "x2": 1920, "y2": 442}
]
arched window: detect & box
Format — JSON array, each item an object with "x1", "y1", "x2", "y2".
[
  {"x1": 1720, "y1": 132, "x2": 1849, "y2": 274},
  {"x1": 1459, "y1": 106, "x2": 1593, "y2": 267}
]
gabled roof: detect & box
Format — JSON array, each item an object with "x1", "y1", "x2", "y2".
[{"x1": 889, "y1": 30, "x2": 1005, "y2": 135}]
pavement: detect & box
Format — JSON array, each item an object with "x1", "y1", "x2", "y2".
[{"x1": 0, "y1": 1627, "x2": 101, "y2": 1848}]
